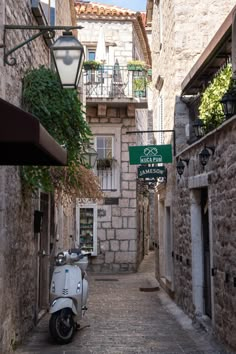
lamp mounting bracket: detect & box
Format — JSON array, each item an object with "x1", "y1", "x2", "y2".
[
  {"x1": 3, "y1": 25, "x2": 83, "y2": 66},
  {"x1": 177, "y1": 157, "x2": 189, "y2": 165},
  {"x1": 205, "y1": 145, "x2": 215, "y2": 155}
]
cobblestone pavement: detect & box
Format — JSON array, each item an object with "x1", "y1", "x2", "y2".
[{"x1": 16, "y1": 252, "x2": 235, "y2": 354}]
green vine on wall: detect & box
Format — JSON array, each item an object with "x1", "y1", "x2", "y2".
[
  {"x1": 21, "y1": 66, "x2": 102, "y2": 202},
  {"x1": 199, "y1": 64, "x2": 232, "y2": 133}
]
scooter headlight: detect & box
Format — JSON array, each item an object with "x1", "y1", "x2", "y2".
[
  {"x1": 76, "y1": 281, "x2": 81, "y2": 293},
  {"x1": 56, "y1": 252, "x2": 66, "y2": 266},
  {"x1": 51, "y1": 281, "x2": 55, "y2": 293}
]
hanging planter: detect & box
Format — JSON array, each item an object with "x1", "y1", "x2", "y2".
[
  {"x1": 127, "y1": 60, "x2": 146, "y2": 72},
  {"x1": 83, "y1": 60, "x2": 101, "y2": 71}
]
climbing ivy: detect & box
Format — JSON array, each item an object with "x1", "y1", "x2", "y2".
[
  {"x1": 21, "y1": 66, "x2": 102, "y2": 202},
  {"x1": 199, "y1": 64, "x2": 232, "y2": 133}
]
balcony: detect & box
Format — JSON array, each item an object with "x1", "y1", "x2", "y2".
[{"x1": 83, "y1": 65, "x2": 148, "y2": 107}]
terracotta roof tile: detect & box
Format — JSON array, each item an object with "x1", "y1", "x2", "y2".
[{"x1": 75, "y1": 1, "x2": 136, "y2": 17}]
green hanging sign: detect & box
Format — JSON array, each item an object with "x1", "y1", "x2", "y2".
[{"x1": 129, "y1": 144, "x2": 172, "y2": 165}]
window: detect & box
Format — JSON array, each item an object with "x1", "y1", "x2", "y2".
[
  {"x1": 94, "y1": 136, "x2": 117, "y2": 191},
  {"x1": 88, "y1": 50, "x2": 96, "y2": 61},
  {"x1": 96, "y1": 136, "x2": 113, "y2": 160}
]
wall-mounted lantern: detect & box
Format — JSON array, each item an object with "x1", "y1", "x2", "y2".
[
  {"x1": 51, "y1": 31, "x2": 85, "y2": 89},
  {"x1": 199, "y1": 146, "x2": 215, "y2": 167},
  {"x1": 193, "y1": 117, "x2": 204, "y2": 139},
  {"x1": 2, "y1": 25, "x2": 84, "y2": 89},
  {"x1": 220, "y1": 84, "x2": 236, "y2": 119},
  {"x1": 82, "y1": 146, "x2": 98, "y2": 168},
  {"x1": 176, "y1": 158, "x2": 189, "y2": 177}
]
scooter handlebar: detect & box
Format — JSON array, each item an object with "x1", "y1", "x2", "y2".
[{"x1": 68, "y1": 248, "x2": 81, "y2": 255}]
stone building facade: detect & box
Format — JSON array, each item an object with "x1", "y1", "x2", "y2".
[
  {"x1": 0, "y1": 1, "x2": 77, "y2": 353},
  {"x1": 173, "y1": 116, "x2": 236, "y2": 349},
  {"x1": 75, "y1": 1, "x2": 151, "y2": 272},
  {"x1": 149, "y1": 0, "x2": 236, "y2": 349}
]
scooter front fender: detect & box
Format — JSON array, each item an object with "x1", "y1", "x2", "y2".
[{"x1": 49, "y1": 298, "x2": 78, "y2": 316}]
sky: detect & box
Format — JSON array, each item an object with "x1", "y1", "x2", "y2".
[{"x1": 91, "y1": 0, "x2": 146, "y2": 12}]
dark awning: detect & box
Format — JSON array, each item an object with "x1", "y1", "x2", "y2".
[{"x1": 0, "y1": 97, "x2": 67, "y2": 165}]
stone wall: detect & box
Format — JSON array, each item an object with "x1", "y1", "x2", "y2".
[
  {"x1": 78, "y1": 19, "x2": 133, "y2": 65},
  {"x1": 173, "y1": 116, "x2": 236, "y2": 349},
  {"x1": 86, "y1": 105, "x2": 138, "y2": 272},
  {"x1": 0, "y1": 1, "x2": 75, "y2": 353},
  {"x1": 151, "y1": 0, "x2": 236, "y2": 291}
]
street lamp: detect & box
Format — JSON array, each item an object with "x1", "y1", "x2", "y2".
[
  {"x1": 199, "y1": 146, "x2": 215, "y2": 167},
  {"x1": 51, "y1": 31, "x2": 85, "y2": 89},
  {"x1": 82, "y1": 146, "x2": 98, "y2": 168},
  {"x1": 176, "y1": 158, "x2": 189, "y2": 177},
  {"x1": 220, "y1": 88, "x2": 236, "y2": 119},
  {"x1": 193, "y1": 117, "x2": 204, "y2": 139},
  {"x1": 2, "y1": 25, "x2": 85, "y2": 88}
]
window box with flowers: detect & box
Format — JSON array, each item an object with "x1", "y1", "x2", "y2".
[
  {"x1": 83, "y1": 60, "x2": 101, "y2": 71},
  {"x1": 127, "y1": 60, "x2": 146, "y2": 72}
]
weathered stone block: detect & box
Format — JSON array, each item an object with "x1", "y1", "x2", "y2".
[
  {"x1": 97, "y1": 228, "x2": 106, "y2": 241},
  {"x1": 97, "y1": 104, "x2": 107, "y2": 117},
  {"x1": 112, "y1": 216, "x2": 122, "y2": 228},
  {"x1": 115, "y1": 251, "x2": 136, "y2": 263},
  {"x1": 120, "y1": 240, "x2": 128, "y2": 251},
  {"x1": 129, "y1": 240, "x2": 137, "y2": 251},
  {"x1": 121, "y1": 208, "x2": 136, "y2": 217},
  {"x1": 105, "y1": 252, "x2": 115, "y2": 264},
  {"x1": 107, "y1": 229, "x2": 115, "y2": 240},
  {"x1": 128, "y1": 217, "x2": 136, "y2": 228},
  {"x1": 110, "y1": 240, "x2": 119, "y2": 251},
  {"x1": 116, "y1": 229, "x2": 136, "y2": 240},
  {"x1": 112, "y1": 206, "x2": 121, "y2": 216},
  {"x1": 119, "y1": 198, "x2": 129, "y2": 207}
]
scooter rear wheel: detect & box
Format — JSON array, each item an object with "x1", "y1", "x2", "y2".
[{"x1": 49, "y1": 309, "x2": 75, "y2": 344}]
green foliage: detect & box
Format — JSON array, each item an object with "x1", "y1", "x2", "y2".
[
  {"x1": 133, "y1": 77, "x2": 148, "y2": 91},
  {"x1": 21, "y1": 66, "x2": 102, "y2": 201},
  {"x1": 127, "y1": 60, "x2": 146, "y2": 67},
  {"x1": 83, "y1": 60, "x2": 101, "y2": 70},
  {"x1": 199, "y1": 64, "x2": 232, "y2": 133}
]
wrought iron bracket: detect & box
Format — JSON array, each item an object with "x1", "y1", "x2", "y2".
[{"x1": 2, "y1": 25, "x2": 83, "y2": 66}]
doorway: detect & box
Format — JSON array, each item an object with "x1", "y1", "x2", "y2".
[
  {"x1": 37, "y1": 192, "x2": 50, "y2": 318},
  {"x1": 190, "y1": 188, "x2": 212, "y2": 318},
  {"x1": 201, "y1": 188, "x2": 212, "y2": 318}
]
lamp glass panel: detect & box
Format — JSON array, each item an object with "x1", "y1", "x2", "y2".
[
  {"x1": 53, "y1": 48, "x2": 82, "y2": 86},
  {"x1": 52, "y1": 35, "x2": 84, "y2": 88}
]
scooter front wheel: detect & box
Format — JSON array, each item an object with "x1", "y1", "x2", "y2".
[{"x1": 49, "y1": 309, "x2": 75, "y2": 344}]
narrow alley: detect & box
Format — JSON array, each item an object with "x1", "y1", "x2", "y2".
[{"x1": 16, "y1": 252, "x2": 234, "y2": 354}]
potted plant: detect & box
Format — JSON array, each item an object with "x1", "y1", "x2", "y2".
[
  {"x1": 96, "y1": 157, "x2": 116, "y2": 170},
  {"x1": 83, "y1": 60, "x2": 101, "y2": 71},
  {"x1": 127, "y1": 60, "x2": 146, "y2": 72},
  {"x1": 133, "y1": 76, "x2": 148, "y2": 97}
]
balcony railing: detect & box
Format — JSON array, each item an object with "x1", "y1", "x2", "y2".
[{"x1": 83, "y1": 65, "x2": 148, "y2": 99}]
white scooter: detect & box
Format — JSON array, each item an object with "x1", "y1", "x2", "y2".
[{"x1": 49, "y1": 248, "x2": 90, "y2": 344}]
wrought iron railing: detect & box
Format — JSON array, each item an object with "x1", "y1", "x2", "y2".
[
  {"x1": 83, "y1": 65, "x2": 148, "y2": 99},
  {"x1": 94, "y1": 158, "x2": 117, "y2": 191}
]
